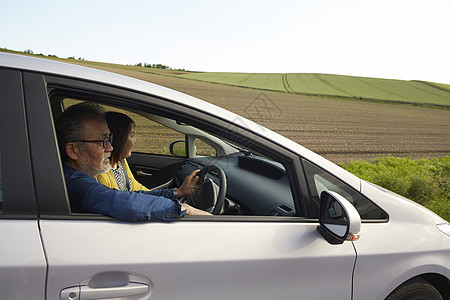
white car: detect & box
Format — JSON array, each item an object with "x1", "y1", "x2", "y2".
[{"x1": 0, "y1": 52, "x2": 449, "y2": 300}]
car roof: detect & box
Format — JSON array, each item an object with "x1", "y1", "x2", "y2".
[
  {"x1": 0, "y1": 52, "x2": 207, "y2": 107},
  {"x1": 0, "y1": 52, "x2": 361, "y2": 189}
]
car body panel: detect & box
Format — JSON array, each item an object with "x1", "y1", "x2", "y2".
[
  {"x1": 353, "y1": 221, "x2": 450, "y2": 299},
  {"x1": 353, "y1": 181, "x2": 450, "y2": 299},
  {"x1": 0, "y1": 220, "x2": 47, "y2": 299},
  {"x1": 40, "y1": 219, "x2": 356, "y2": 299}
]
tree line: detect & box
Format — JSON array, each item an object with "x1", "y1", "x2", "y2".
[
  {"x1": 134, "y1": 62, "x2": 187, "y2": 71},
  {"x1": 1, "y1": 48, "x2": 187, "y2": 71}
]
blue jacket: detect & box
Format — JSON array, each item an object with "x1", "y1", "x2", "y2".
[{"x1": 63, "y1": 164, "x2": 185, "y2": 221}]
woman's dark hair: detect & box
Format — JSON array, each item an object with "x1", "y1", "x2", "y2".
[{"x1": 103, "y1": 111, "x2": 135, "y2": 166}]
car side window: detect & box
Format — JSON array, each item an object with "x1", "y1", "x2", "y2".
[
  {"x1": 56, "y1": 97, "x2": 297, "y2": 219},
  {"x1": 194, "y1": 138, "x2": 217, "y2": 156},
  {"x1": 127, "y1": 111, "x2": 185, "y2": 155},
  {"x1": 302, "y1": 159, "x2": 388, "y2": 221}
]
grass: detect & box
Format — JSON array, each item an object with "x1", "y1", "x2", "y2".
[
  {"x1": 340, "y1": 156, "x2": 450, "y2": 221},
  {"x1": 421, "y1": 81, "x2": 450, "y2": 92}
]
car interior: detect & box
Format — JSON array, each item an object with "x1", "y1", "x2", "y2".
[
  {"x1": 48, "y1": 88, "x2": 388, "y2": 222},
  {"x1": 49, "y1": 94, "x2": 299, "y2": 218}
]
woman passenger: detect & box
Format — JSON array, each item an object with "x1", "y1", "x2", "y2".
[{"x1": 96, "y1": 112, "x2": 150, "y2": 191}]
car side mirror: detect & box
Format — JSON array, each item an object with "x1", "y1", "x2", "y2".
[
  {"x1": 317, "y1": 191, "x2": 361, "y2": 245},
  {"x1": 169, "y1": 140, "x2": 186, "y2": 156}
]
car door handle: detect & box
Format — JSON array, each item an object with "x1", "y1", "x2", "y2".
[
  {"x1": 60, "y1": 282, "x2": 149, "y2": 300},
  {"x1": 136, "y1": 170, "x2": 153, "y2": 176}
]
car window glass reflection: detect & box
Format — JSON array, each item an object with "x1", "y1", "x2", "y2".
[{"x1": 314, "y1": 174, "x2": 352, "y2": 200}]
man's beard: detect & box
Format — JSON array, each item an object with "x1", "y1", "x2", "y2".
[{"x1": 80, "y1": 155, "x2": 111, "y2": 177}]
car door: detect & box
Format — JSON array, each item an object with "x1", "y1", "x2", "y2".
[
  {"x1": 26, "y1": 72, "x2": 358, "y2": 299},
  {"x1": 0, "y1": 69, "x2": 47, "y2": 299},
  {"x1": 41, "y1": 219, "x2": 357, "y2": 300}
]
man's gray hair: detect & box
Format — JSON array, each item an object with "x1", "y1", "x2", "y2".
[{"x1": 55, "y1": 102, "x2": 105, "y2": 162}]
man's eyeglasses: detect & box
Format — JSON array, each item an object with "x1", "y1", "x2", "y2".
[{"x1": 73, "y1": 133, "x2": 113, "y2": 149}]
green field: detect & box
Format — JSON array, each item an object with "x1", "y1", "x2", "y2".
[{"x1": 177, "y1": 72, "x2": 450, "y2": 108}]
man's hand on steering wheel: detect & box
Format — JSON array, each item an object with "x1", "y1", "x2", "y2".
[
  {"x1": 175, "y1": 169, "x2": 200, "y2": 198},
  {"x1": 180, "y1": 165, "x2": 227, "y2": 215}
]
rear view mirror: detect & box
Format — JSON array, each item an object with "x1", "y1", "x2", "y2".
[{"x1": 317, "y1": 191, "x2": 361, "y2": 245}]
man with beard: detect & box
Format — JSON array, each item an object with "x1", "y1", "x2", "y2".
[{"x1": 56, "y1": 102, "x2": 209, "y2": 221}]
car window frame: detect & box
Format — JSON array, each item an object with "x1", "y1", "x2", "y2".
[
  {"x1": 0, "y1": 69, "x2": 38, "y2": 218},
  {"x1": 301, "y1": 158, "x2": 389, "y2": 222},
  {"x1": 34, "y1": 73, "x2": 316, "y2": 221}
]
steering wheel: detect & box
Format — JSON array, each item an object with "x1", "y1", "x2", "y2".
[{"x1": 183, "y1": 165, "x2": 227, "y2": 214}]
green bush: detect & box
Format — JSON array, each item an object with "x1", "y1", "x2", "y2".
[{"x1": 339, "y1": 156, "x2": 450, "y2": 221}]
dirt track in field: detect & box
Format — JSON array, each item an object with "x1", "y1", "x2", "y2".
[{"x1": 81, "y1": 64, "x2": 450, "y2": 163}]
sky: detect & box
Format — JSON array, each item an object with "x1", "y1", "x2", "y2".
[{"x1": 1, "y1": 0, "x2": 449, "y2": 84}]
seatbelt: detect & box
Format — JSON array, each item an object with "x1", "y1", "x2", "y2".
[{"x1": 121, "y1": 159, "x2": 131, "y2": 191}]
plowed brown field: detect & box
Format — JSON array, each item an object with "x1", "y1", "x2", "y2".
[{"x1": 74, "y1": 63, "x2": 450, "y2": 163}]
